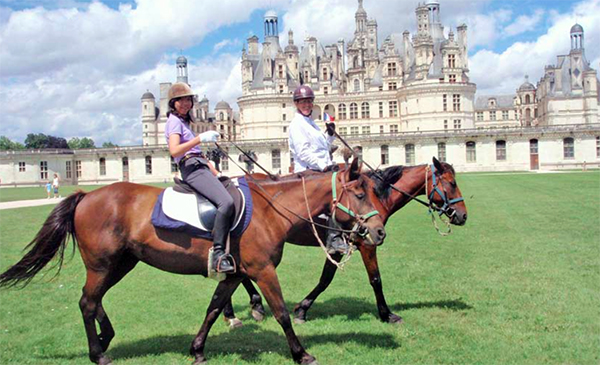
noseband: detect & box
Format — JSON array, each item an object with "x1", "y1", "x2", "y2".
[
  {"x1": 331, "y1": 171, "x2": 379, "y2": 240},
  {"x1": 427, "y1": 164, "x2": 464, "y2": 219}
]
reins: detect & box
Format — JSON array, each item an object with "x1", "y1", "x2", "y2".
[
  {"x1": 335, "y1": 132, "x2": 464, "y2": 235},
  {"x1": 215, "y1": 143, "x2": 375, "y2": 236}
]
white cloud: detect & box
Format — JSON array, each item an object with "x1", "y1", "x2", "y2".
[
  {"x1": 1, "y1": 0, "x2": 599, "y2": 147},
  {"x1": 471, "y1": 0, "x2": 600, "y2": 96},
  {"x1": 0, "y1": 0, "x2": 279, "y2": 145},
  {"x1": 503, "y1": 8, "x2": 545, "y2": 37}
]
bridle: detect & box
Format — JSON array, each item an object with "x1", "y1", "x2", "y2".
[
  {"x1": 426, "y1": 163, "x2": 464, "y2": 220},
  {"x1": 329, "y1": 171, "x2": 380, "y2": 241},
  {"x1": 302, "y1": 170, "x2": 381, "y2": 270}
]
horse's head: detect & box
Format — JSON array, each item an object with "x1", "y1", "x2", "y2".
[
  {"x1": 333, "y1": 158, "x2": 387, "y2": 246},
  {"x1": 428, "y1": 157, "x2": 467, "y2": 225}
]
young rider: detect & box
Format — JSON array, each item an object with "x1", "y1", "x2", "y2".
[{"x1": 164, "y1": 82, "x2": 235, "y2": 273}]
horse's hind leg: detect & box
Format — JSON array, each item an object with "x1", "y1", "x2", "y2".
[
  {"x1": 80, "y1": 254, "x2": 138, "y2": 364},
  {"x1": 96, "y1": 254, "x2": 139, "y2": 351},
  {"x1": 293, "y1": 253, "x2": 342, "y2": 323}
]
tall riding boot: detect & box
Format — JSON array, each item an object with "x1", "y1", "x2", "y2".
[
  {"x1": 212, "y1": 211, "x2": 235, "y2": 273},
  {"x1": 326, "y1": 217, "x2": 349, "y2": 255}
]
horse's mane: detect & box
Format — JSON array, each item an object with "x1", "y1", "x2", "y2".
[{"x1": 367, "y1": 165, "x2": 405, "y2": 199}]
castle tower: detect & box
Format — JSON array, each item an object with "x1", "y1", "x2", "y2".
[
  {"x1": 141, "y1": 90, "x2": 157, "y2": 146},
  {"x1": 176, "y1": 55, "x2": 188, "y2": 84}
]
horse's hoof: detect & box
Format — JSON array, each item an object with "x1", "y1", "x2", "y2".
[
  {"x1": 97, "y1": 356, "x2": 113, "y2": 365},
  {"x1": 388, "y1": 314, "x2": 404, "y2": 324},
  {"x1": 228, "y1": 317, "x2": 243, "y2": 329},
  {"x1": 251, "y1": 309, "x2": 265, "y2": 321},
  {"x1": 300, "y1": 354, "x2": 318, "y2": 365}
]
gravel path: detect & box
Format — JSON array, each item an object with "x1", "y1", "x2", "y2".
[{"x1": 0, "y1": 197, "x2": 65, "y2": 210}]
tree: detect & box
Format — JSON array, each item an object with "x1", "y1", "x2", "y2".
[
  {"x1": 24, "y1": 133, "x2": 49, "y2": 149},
  {"x1": 0, "y1": 136, "x2": 25, "y2": 150},
  {"x1": 79, "y1": 137, "x2": 95, "y2": 149},
  {"x1": 47, "y1": 135, "x2": 68, "y2": 149},
  {"x1": 102, "y1": 142, "x2": 118, "y2": 148},
  {"x1": 24, "y1": 133, "x2": 68, "y2": 149},
  {"x1": 68, "y1": 137, "x2": 81, "y2": 149},
  {"x1": 69, "y1": 137, "x2": 96, "y2": 149}
]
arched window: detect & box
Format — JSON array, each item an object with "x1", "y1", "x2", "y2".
[
  {"x1": 530, "y1": 139, "x2": 538, "y2": 154},
  {"x1": 563, "y1": 137, "x2": 574, "y2": 159},
  {"x1": 405, "y1": 144, "x2": 415, "y2": 165},
  {"x1": 361, "y1": 102, "x2": 370, "y2": 119},
  {"x1": 219, "y1": 112, "x2": 224, "y2": 121},
  {"x1": 349, "y1": 103, "x2": 358, "y2": 119},
  {"x1": 437, "y1": 142, "x2": 446, "y2": 162},
  {"x1": 466, "y1": 141, "x2": 476, "y2": 163},
  {"x1": 99, "y1": 158, "x2": 106, "y2": 176},
  {"x1": 353, "y1": 79, "x2": 360, "y2": 92},
  {"x1": 338, "y1": 103, "x2": 347, "y2": 120},
  {"x1": 380, "y1": 145, "x2": 389, "y2": 165},
  {"x1": 525, "y1": 94, "x2": 531, "y2": 104},
  {"x1": 496, "y1": 140, "x2": 506, "y2": 161},
  {"x1": 145, "y1": 155, "x2": 152, "y2": 175}
]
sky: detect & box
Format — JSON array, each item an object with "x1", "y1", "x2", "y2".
[{"x1": 0, "y1": 0, "x2": 599, "y2": 146}]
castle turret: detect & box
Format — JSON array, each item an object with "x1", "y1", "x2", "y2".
[{"x1": 176, "y1": 55, "x2": 188, "y2": 84}]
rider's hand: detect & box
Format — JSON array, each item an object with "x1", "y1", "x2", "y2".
[
  {"x1": 325, "y1": 122, "x2": 336, "y2": 136},
  {"x1": 199, "y1": 130, "x2": 220, "y2": 143}
]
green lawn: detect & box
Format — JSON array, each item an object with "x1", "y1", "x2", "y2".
[{"x1": 0, "y1": 172, "x2": 598, "y2": 365}]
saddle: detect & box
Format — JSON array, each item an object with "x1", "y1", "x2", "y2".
[{"x1": 151, "y1": 176, "x2": 253, "y2": 239}]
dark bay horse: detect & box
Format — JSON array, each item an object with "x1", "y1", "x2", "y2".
[
  {"x1": 224, "y1": 157, "x2": 467, "y2": 326},
  {"x1": 0, "y1": 159, "x2": 386, "y2": 365}
]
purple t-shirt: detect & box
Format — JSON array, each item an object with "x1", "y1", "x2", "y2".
[{"x1": 164, "y1": 114, "x2": 202, "y2": 163}]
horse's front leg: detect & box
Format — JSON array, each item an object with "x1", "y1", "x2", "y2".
[
  {"x1": 293, "y1": 253, "x2": 342, "y2": 323},
  {"x1": 253, "y1": 266, "x2": 316, "y2": 365},
  {"x1": 189, "y1": 275, "x2": 243, "y2": 365},
  {"x1": 359, "y1": 245, "x2": 402, "y2": 324}
]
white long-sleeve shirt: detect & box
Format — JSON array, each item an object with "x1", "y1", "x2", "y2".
[{"x1": 288, "y1": 111, "x2": 335, "y2": 173}]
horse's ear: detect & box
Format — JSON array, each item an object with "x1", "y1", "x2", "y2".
[
  {"x1": 432, "y1": 156, "x2": 443, "y2": 172},
  {"x1": 348, "y1": 157, "x2": 361, "y2": 181}
]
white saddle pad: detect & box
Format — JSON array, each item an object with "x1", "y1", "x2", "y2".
[{"x1": 161, "y1": 179, "x2": 245, "y2": 232}]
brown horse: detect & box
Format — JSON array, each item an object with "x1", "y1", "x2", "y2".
[
  {"x1": 0, "y1": 159, "x2": 386, "y2": 365},
  {"x1": 223, "y1": 157, "x2": 467, "y2": 326}
]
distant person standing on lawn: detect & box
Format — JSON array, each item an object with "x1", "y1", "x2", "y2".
[
  {"x1": 45, "y1": 181, "x2": 52, "y2": 199},
  {"x1": 52, "y1": 173, "x2": 60, "y2": 198}
]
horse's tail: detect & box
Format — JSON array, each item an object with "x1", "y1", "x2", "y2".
[{"x1": 0, "y1": 191, "x2": 87, "y2": 289}]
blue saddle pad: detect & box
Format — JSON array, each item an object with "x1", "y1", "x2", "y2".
[{"x1": 151, "y1": 176, "x2": 253, "y2": 239}]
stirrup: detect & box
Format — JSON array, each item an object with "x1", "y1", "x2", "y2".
[{"x1": 215, "y1": 253, "x2": 236, "y2": 274}]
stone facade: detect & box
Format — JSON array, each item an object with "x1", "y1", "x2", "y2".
[
  {"x1": 476, "y1": 24, "x2": 600, "y2": 129},
  {"x1": 2, "y1": 1, "x2": 600, "y2": 188},
  {"x1": 238, "y1": 0, "x2": 474, "y2": 140}
]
